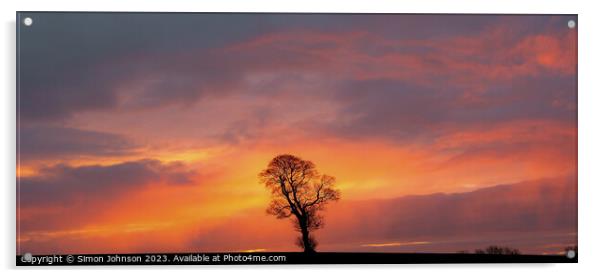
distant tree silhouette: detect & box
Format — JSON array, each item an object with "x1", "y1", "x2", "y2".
[
  {"x1": 259, "y1": 154, "x2": 341, "y2": 253},
  {"x1": 475, "y1": 245, "x2": 521, "y2": 255}
]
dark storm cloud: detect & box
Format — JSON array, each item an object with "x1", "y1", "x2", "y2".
[
  {"x1": 321, "y1": 74, "x2": 576, "y2": 143},
  {"x1": 18, "y1": 13, "x2": 576, "y2": 122},
  {"x1": 16, "y1": 13, "x2": 318, "y2": 120},
  {"x1": 17, "y1": 13, "x2": 317, "y2": 120},
  {"x1": 18, "y1": 13, "x2": 277, "y2": 121},
  {"x1": 326, "y1": 79, "x2": 455, "y2": 141},
  {"x1": 18, "y1": 126, "x2": 138, "y2": 160},
  {"x1": 18, "y1": 159, "x2": 198, "y2": 208}
]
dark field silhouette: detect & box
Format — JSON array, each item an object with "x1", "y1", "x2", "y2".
[
  {"x1": 16, "y1": 251, "x2": 576, "y2": 265},
  {"x1": 474, "y1": 245, "x2": 521, "y2": 255}
]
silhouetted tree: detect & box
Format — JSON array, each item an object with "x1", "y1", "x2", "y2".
[
  {"x1": 259, "y1": 154, "x2": 341, "y2": 253},
  {"x1": 475, "y1": 245, "x2": 521, "y2": 255}
]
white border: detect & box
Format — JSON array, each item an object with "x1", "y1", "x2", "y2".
[{"x1": 2, "y1": 0, "x2": 601, "y2": 277}]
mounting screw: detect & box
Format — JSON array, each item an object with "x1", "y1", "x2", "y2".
[
  {"x1": 22, "y1": 252, "x2": 33, "y2": 262},
  {"x1": 23, "y1": 17, "x2": 33, "y2": 26},
  {"x1": 566, "y1": 249, "x2": 576, "y2": 259},
  {"x1": 568, "y1": 20, "x2": 576, "y2": 29}
]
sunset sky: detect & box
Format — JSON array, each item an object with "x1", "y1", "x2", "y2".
[{"x1": 17, "y1": 13, "x2": 577, "y2": 255}]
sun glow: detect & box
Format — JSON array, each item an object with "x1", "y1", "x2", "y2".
[{"x1": 361, "y1": 241, "x2": 431, "y2": 248}]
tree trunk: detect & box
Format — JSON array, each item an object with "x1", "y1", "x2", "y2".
[{"x1": 300, "y1": 224, "x2": 315, "y2": 253}]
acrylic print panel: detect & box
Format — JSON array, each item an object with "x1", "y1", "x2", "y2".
[{"x1": 16, "y1": 12, "x2": 577, "y2": 265}]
